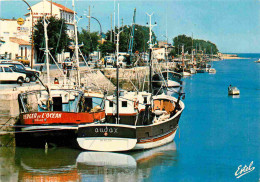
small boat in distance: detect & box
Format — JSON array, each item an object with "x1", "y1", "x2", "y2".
[
  {"x1": 208, "y1": 68, "x2": 216, "y2": 74},
  {"x1": 254, "y1": 58, "x2": 260, "y2": 63},
  {"x1": 228, "y1": 85, "x2": 240, "y2": 95}
]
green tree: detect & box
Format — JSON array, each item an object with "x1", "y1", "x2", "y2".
[
  {"x1": 172, "y1": 34, "x2": 219, "y2": 55},
  {"x1": 105, "y1": 25, "x2": 156, "y2": 54},
  {"x1": 78, "y1": 29, "x2": 100, "y2": 57},
  {"x1": 99, "y1": 41, "x2": 115, "y2": 56},
  {"x1": 34, "y1": 16, "x2": 70, "y2": 63}
]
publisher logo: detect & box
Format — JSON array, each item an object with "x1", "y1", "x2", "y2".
[{"x1": 235, "y1": 161, "x2": 255, "y2": 179}]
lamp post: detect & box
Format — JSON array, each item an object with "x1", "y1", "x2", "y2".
[
  {"x1": 86, "y1": 16, "x2": 102, "y2": 36},
  {"x1": 86, "y1": 16, "x2": 102, "y2": 59},
  {"x1": 22, "y1": 0, "x2": 34, "y2": 68}
]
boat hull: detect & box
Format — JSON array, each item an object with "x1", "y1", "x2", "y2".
[
  {"x1": 77, "y1": 107, "x2": 183, "y2": 152},
  {"x1": 77, "y1": 124, "x2": 137, "y2": 151},
  {"x1": 15, "y1": 125, "x2": 79, "y2": 148}
]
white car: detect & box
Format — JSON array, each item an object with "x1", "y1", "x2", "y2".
[{"x1": 0, "y1": 65, "x2": 26, "y2": 83}]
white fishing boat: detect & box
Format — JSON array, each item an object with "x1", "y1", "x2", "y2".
[
  {"x1": 208, "y1": 68, "x2": 216, "y2": 74},
  {"x1": 254, "y1": 58, "x2": 260, "y2": 63},
  {"x1": 228, "y1": 85, "x2": 240, "y2": 95},
  {"x1": 76, "y1": 12, "x2": 185, "y2": 152}
]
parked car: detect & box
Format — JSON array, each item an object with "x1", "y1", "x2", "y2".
[
  {"x1": 14, "y1": 56, "x2": 30, "y2": 66},
  {"x1": 0, "y1": 62, "x2": 40, "y2": 82},
  {"x1": 0, "y1": 64, "x2": 26, "y2": 83}
]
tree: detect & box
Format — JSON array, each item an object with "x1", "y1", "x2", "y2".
[
  {"x1": 78, "y1": 29, "x2": 100, "y2": 57},
  {"x1": 172, "y1": 34, "x2": 219, "y2": 55},
  {"x1": 33, "y1": 16, "x2": 70, "y2": 63},
  {"x1": 104, "y1": 25, "x2": 157, "y2": 54},
  {"x1": 99, "y1": 41, "x2": 115, "y2": 56}
]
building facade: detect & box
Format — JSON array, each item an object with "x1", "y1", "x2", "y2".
[{"x1": 0, "y1": 0, "x2": 75, "y2": 64}]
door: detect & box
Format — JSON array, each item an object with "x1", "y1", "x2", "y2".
[{"x1": 53, "y1": 97, "x2": 63, "y2": 111}]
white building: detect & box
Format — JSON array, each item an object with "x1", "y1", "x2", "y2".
[
  {"x1": 0, "y1": 0, "x2": 75, "y2": 64},
  {"x1": 0, "y1": 19, "x2": 32, "y2": 60},
  {"x1": 25, "y1": 0, "x2": 75, "y2": 38},
  {"x1": 152, "y1": 48, "x2": 166, "y2": 60}
]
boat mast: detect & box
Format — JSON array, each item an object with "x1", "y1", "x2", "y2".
[
  {"x1": 146, "y1": 13, "x2": 156, "y2": 93},
  {"x1": 116, "y1": 3, "x2": 120, "y2": 124},
  {"x1": 182, "y1": 45, "x2": 184, "y2": 74},
  {"x1": 43, "y1": 2, "x2": 50, "y2": 87},
  {"x1": 72, "y1": 0, "x2": 81, "y2": 87}
]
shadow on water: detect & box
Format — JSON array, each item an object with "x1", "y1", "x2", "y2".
[{"x1": 0, "y1": 142, "x2": 178, "y2": 181}]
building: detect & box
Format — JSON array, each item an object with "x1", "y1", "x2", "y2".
[
  {"x1": 0, "y1": 0, "x2": 75, "y2": 64},
  {"x1": 152, "y1": 48, "x2": 166, "y2": 60},
  {"x1": 0, "y1": 19, "x2": 32, "y2": 60},
  {"x1": 25, "y1": 0, "x2": 75, "y2": 38}
]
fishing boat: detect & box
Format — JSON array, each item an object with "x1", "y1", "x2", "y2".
[
  {"x1": 228, "y1": 85, "x2": 240, "y2": 95},
  {"x1": 254, "y1": 58, "x2": 260, "y2": 63},
  {"x1": 76, "y1": 13, "x2": 185, "y2": 152},
  {"x1": 14, "y1": 0, "x2": 105, "y2": 148},
  {"x1": 208, "y1": 68, "x2": 216, "y2": 74}
]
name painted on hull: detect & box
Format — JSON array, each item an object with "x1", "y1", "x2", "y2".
[
  {"x1": 95, "y1": 127, "x2": 118, "y2": 134},
  {"x1": 23, "y1": 113, "x2": 62, "y2": 120}
]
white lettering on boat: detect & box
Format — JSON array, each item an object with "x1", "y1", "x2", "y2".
[
  {"x1": 23, "y1": 113, "x2": 62, "y2": 120},
  {"x1": 95, "y1": 127, "x2": 118, "y2": 134}
]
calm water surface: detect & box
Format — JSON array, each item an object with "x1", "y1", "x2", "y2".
[{"x1": 0, "y1": 55, "x2": 259, "y2": 182}]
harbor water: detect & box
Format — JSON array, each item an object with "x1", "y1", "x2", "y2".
[{"x1": 0, "y1": 54, "x2": 259, "y2": 181}]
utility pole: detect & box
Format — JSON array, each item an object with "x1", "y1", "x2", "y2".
[
  {"x1": 88, "y1": 6, "x2": 91, "y2": 32},
  {"x1": 146, "y1": 13, "x2": 156, "y2": 93}
]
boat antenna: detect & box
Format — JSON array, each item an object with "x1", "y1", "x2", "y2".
[{"x1": 72, "y1": 0, "x2": 81, "y2": 87}]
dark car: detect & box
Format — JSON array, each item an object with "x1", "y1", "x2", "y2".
[{"x1": 0, "y1": 62, "x2": 40, "y2": 82}]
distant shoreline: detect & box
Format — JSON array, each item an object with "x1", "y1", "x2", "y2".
[{"x1": 220, "y1": 53, "x2": 249, "y2": 60}]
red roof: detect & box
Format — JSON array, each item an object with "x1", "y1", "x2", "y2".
[
  {"x1": 9, "y1": 37, "x2": 31, "y2": 46},
  {"x1": 48, "y1": 1, "x2": 74, "y2": 14}
]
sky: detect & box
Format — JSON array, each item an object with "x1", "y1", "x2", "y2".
[{"x1": 0, "y1": 0, "x2": 259, "y2": 53}]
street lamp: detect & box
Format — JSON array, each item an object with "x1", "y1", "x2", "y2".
[
  {"x1": 86, "y1": 16, "x2": 102, "y2": 35},
  {"x1": 86, "y1": 16, "x2": 102, "y2": 59},
  {"x1": 22, "y1": 0, "x2": 34, "y2": 68}
]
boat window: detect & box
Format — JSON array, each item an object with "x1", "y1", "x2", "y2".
[
  {"x1": 122, "y1": 101, "x2": 127, "y2": 107},
  {"x1": 109, "y1": 101, "x2": 113, "y2": 107},
  {"x1": 85, "y1": 97, "x2": 93, "y2": 111},
  {"x1": 0, "y1": 67, "x2": 3, "y2": 72},
  {"x1": 143, "y1": 97, "x2": 147, "y2": 104}
]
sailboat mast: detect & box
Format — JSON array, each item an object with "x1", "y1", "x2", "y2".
[{"x1": 72, "y1": 0, "x2": 81, "y2": 87}]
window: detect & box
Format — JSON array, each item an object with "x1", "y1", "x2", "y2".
[
  {"x1": 10, "y1": 66, "x2": 16, "y2": 71},
  {"x1": 25, "y1": 47, "x2": 27, "y2": 58},
  {"x1": 143, "y1": 97, "x2": 147, "y2": 104},
  {"x1": 109, "y1": 101, "x2": 113, "y2": 107},
  {"x1": 122, "y1": 101, "x2": 127, "y2": 107},
  {"x1": 15, "y1": 65, "x2": 25, "y2": 70},
  {"x1": 4, "y1": 67, "x2": 12, "y2": 72},
  {"x1": 0, "y1": 67, "x2": 3, "y2": 72},
  {"x1": 21, "y1": 47, "x2": 23, "y2": 57}
]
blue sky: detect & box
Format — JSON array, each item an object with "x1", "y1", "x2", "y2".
[{"x1": 0, "y1": 0, "x2": 259, "y2": 53}]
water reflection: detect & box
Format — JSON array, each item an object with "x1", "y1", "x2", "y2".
[
  {"x1": 228, "y1": 95, "x2": 240, "y2": 99},
  {"x1": 1, "y1": 142, "x2": 177, "y2": 181}
]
